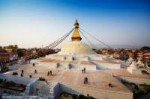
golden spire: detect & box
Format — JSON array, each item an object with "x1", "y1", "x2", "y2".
[{"x1": 72, "y1": 20, "x2": 82, "y2": 41}]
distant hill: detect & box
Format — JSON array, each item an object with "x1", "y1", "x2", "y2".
[{"x1": 93, "y1": 44, "x2": 142, "y2": 49}]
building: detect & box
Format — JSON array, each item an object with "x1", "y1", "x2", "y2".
[
  {"x1": 0, "y1": 48, "x2": 10, "y2": 62},
  {"x1": 113, "y1": 51, "x2": 121, "y2": 59},
  {"x1": 143, "y1": 51, "x2": 150, "y2": 60}
]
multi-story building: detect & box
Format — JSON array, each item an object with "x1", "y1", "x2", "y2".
[
  {"x1": 113, "y1": 51, "x2": 121, "y2": 59},
  {"x1": 0, "y1": 48, "x2": 10, "y2": 62}
]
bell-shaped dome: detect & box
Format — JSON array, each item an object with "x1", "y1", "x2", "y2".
[{"x1": 59, "y1": 41, "x2": 95, "y2": 55}]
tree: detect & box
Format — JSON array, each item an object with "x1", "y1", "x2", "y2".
[
  {"x1": 17, "y1": 49, "x2": 26, "y2": 58},
  {"x1": 140, "y1": 46, "x2": 150, "y2": 51},
  {"x1": 120, "y1": 50, "x2": 129, "y2": 61}
]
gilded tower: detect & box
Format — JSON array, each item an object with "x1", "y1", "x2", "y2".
[{"x1": 72, "y1": 20, "x2": 82, "y2": 41}]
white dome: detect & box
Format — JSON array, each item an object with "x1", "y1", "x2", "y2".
[{"x1": 59, "y1": 41, "x2": 95, "y2": 55}]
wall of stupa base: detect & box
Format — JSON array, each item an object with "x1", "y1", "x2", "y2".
[
  {"x1": 39, "y1": 61, "x2": 122, "y2": 70},
  {"x1": 96, "y1": 64, "x2": 121, "y2": 69},
  {"x1": 57, "y1": 84, "x2": 133, "y2": 99},
  {"x1": 2, "y1": 96, "x2": 42, "y2": 99},
  {"x1": 55, "y1": 62, "x2": 96, "y2": 70},
  {"x1": 119, "y1": 76, "x2": 150, "y2": 85},
  {"x1": 53, "y1": 84, "x2": 81, "y2": 99},
  {"x1": 94, "y1": 62, "x2": 121, "y2": 70},
  {"x1": 0, "y1": 74, "x2": 34, "y2": 85},
  {"x1": 60, "y1": 55, "x2": 91, "y2": 61},
  {"x1": 0, "y1": 74, "x2": 39, "y2": 95},
  {"x1": 46, "y1": 54, "x2": 91, "y2": 62},
  {"x1": 68, "y1": 65, "x2": 96, "y2": 70},
  {"x1": 38, "y1": 61, "x2": 97, "y2": 70},
  {"x1": 43, "y1": 53, "x2": 125, "y2": 70}
]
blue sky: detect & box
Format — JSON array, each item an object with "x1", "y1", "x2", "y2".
[{"x1": 0, "y1": 0, "x2": 150, "y2": 48}]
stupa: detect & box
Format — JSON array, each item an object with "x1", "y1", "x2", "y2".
[
  {"x1": 59, "y1": 20, "x2": 95, "y2": 55},
  {"x1": 44, "y1": 20, "x2": 122, "y2": 70}
]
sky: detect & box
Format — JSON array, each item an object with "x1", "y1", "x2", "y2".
[{"x1": 0, "y1": 0, "x2": 150, "y2": 48}]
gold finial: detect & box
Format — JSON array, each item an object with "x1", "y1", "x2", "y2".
[
  {"x1": 72, "y1": 20, "x2": 82, "y2": 41},
  {"x1": 74, "y1": 19, "x2": 79, "y2": 29}
]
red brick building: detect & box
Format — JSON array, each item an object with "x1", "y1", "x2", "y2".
[{"x1": 0, "y1": 48, "x2": 10, "y2": 62}]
